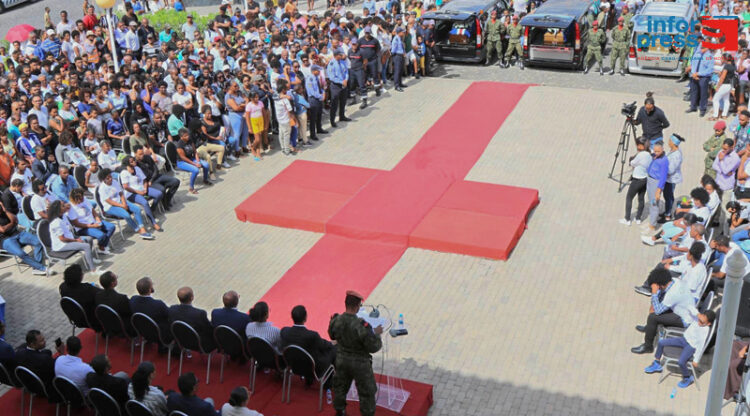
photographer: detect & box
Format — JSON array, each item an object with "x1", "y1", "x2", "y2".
[{"x1": 634, "y1": 92, "x2": 670, "y2": 147}]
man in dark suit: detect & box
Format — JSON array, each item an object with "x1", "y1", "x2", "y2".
[
  {"x1": 130, "y1": 277, "x2": 172, "y2": 348},
  {"x1": 14, "y1": 329, "x2": 62, "y2": 396},
  {"x1": 30, "y1": 146, "x2": 57, "y2": 183},
  {"x1": 59, "y1": 264, "x2": 102, "y2": 331},
  {"x1": 166, "y1": 372, "x2": 218, "y2": 416},
  {"x1": 85, "y1": 354, "x2": 130, "y2": 409},
  {"x1": 94, "y1": 271, "x2": 134, "y2": 336},
  {"x1": 168, "y1": 287, "x2": 216, "y2": 351},
  {"x1": 211, "y1": 290, "x2": 250, "y2": 339},
  {"x1": 280, "y1": 305, "x2": 336, "y2": 381}
]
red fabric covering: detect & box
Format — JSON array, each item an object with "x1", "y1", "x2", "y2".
[
  {"x1": 260, "y1": 234, "x2": 406, "y2": 331},
  {"x1": 327, "y1": 82, "x2": 532, "y2": 243},
  {"x1": 0, "y1": 329, "x2": 433, "y2": 416},
  {"x1": 409, "y1": 181, "x2": 540, "y2": 259},
  {"x1": 234, "y1": 161, "x2": 380, "y2": 232}
]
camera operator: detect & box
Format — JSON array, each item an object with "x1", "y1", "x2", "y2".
[{"x1": 634, "y1": 92, "x2": 670, "y2": 147}]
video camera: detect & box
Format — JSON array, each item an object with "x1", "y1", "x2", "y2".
[{"x1": 621, "y1": 101, "x2": 637, "y2": 118}]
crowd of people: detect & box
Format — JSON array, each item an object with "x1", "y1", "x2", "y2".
[
  {"x1": 617, "y1": 90, "x2": 750, "y2": 393},
  {"x1": 0, "y1": 263, "x2": 384, "y2": 416},
  {"x1": 0, "y1": 0, "x2": 453, "y2": 276}
]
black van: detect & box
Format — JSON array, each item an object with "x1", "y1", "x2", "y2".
[
  {"x1": 422, "y1": 0, "x2": 509, "y2": 63},
  {"x1": 520, "y1": 0, "x2": 594, "y2": 69}
]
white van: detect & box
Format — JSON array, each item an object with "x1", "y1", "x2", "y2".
[{"x1": 626, "y1": 1, "x2": 695, "y2": 77}]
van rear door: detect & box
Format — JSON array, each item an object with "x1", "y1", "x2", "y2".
[
  {"x1": 632, "y1": 32, "x2": 682, "y2": 71},
  {"x1": 425, "y1": 11, "x2": 480, "y2": 60},
  {"x1": 521, "y1": 15, "x2": 577, "y2": 62}
]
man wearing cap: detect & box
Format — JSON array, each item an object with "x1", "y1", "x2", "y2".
[
  {"x1": 181, "y1": 14, "x2": 198, "y2": 42},
  {"x1": 484, "y1": 9, "x2": 505, "y2": 66},
  {"x1": 705, "y1": 121, "x2": 727, "y2": 178},
  {"x1": 686, "y1": 44, "x2": 713, "y2": 117},
  {"x1": 391, "y1": 27, "x2": 407, "y2": 91},
  {"x1": 348, "y1": 39, "x2": 368, "y2": 109},
  {"x1": 328, "y1": 290, "x2": 383, "y2": 416},
  {"x1": 610, "y1": 16, "x2": 629, "y2": 76},
  {"x1": 40, "y1": 30, "x2": 61, "y2": 59},
  {"x1": 359, "y1": 26, "x2": 383, "y2": 96},
  {"x1": 583, "y1": 20, "x2": 606, "y2": 75},
  {"x1": 502, "y1": 15, "x2": 523, "y2": 69},
  {"x1": 327, "y1": 49, "x2": 352, "y2": 128}
]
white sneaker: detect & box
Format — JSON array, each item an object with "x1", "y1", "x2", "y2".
[
  {"x1": 32, "y1": 269, "x2": 47, "y2": 276},
  {"x1": 641, "y1": 235, "x2": 656, "y2": 246},
  {"x1": 636, "y1": 220, "x2": 643, "y2": 225},
  {"x1": 619, "y1": 219, "x2": 631, "y2": 226},
  {"x1": 93, "y1": 258, "x2": 102, "y2": 265},
  {"x1": 98, "y1": 247, "x2": 112, "y2": 255},
  {"x1": 227, "y1": 154, "x2": 237, "y2": 161},
  {"x1": 222, "y1": 162, "x2": 231, "y2": 169}
]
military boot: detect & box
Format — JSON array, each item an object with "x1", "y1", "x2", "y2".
[
  {"x1": 620, "y1": 69, "x2": 626, "y2": 76},
  {"x1": 599, "y1": 67, "x2": 604, "y2": 76},
  {"x1": 583, "y1": 65, "x2": 590, "y2": 74},
  {"x1": 360, "y1": 97, "x2": 368, "y2": 109},
  {"x1": 519, "y1": 60, "x2": 524, "y2": 70},
  {"x1": 609, "y1": 68, "x2": 615, "y2": 75}
]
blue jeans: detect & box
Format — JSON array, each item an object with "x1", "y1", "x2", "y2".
[
  {"x1": 228, "y1": 112, "x2": 247, "y2": 150},
  {"x1": 733, "y1": 229, "x2": 750, "y2": 243},
  {"x1": 655, "y1": 336, "x2": 696, "y2": 378},
  {"x1": 2, "y1": 231, "x2": 45, "y2": 270},
  {"x1": 77, "y1": 220, "x2": 116, "y2": 249},
  {"x1": 690, "y1": 75, "x2": 710, "y2": 112},
  {"x1": 127, "y1": 187, "x2": 163, "y2": 224},
  {"x1": 177, "y1": 160, "x2": 209, "y2": 189},
  {"x1": 105, "y1": 204, "x2": 145, "y2": 232}
]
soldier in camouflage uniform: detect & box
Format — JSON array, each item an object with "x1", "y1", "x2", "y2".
[
  {"x1": 503, "y1": 15, "x2": 524, "y2": 69},
  {"x1": 484, "y1": 9, "x2": 506, "y2": 66},
  {"x1": 704, "y1": 120, "x2": 727, "y2": 178},
  {"x1": 583, "y1": 20, "x2": 606, "y2": 75},
  {"x1": 328, "y1": 290, "x2": 384, "y2": 416},
  {"x1": 609, "y1": 16, "x2": 629, "y2": 75},
  {"x1": 620, "y1": 5, "x2": 634, "y2": 31}
]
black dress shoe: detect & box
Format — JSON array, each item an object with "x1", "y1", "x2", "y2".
[
  {"x1": 395, "y1": 87, "x2": 404, "y2": 92},
  {"x1": 631, "y1": 343, "x2": 654, "y2": 354},
  {"x1": 311, "y1": 136, "x2": 319, "y2": 141},
  {"x1": 318, "y1": 129, "x2": 329, "y2": 134},
  {"x1": 340, "y1": 117, "x2": 352, "y2": 122},
  {"x1": 685, "y1": 108, "x2": 697, "y2": 113},
  {"x1": 634, "y1": 286, "x2": 651, "y2": 296},
  {"x1": 700, "y1": 111, "x2": 706, "y2": 117},
  {"x1": 330, "y1": 122, "x2": 338, "y2": 128},
  {"x1": 635, "y1": 325, "x2": 646, "y2": 333}
]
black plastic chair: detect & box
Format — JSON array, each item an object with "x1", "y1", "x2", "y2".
[
  {"x1": 0, "y1": 362, "x2": 23, "y2": 416},
  {"x1": 53, "y1": 376, "x2": 86, "y2": 416},
  {"x1": 122, "y1": 138, "x2": 132, "y2": 156},
  {"x1": 164, "y1": 141, "x2": 189, "y2": 182},
  {"x1": 21, "y1": 195, "x2": 36, "y2": 224},
  {"x1": 73, "y1": 165, "x2": 91, "y2": 197},
  {"x1": 59, "y1": 297, "x2": 100, "y2": 353},
  {"x1": 94, "y1": 184, "x2": 125, "y2": 241},
  {"x1": 131, "y1": 313, "x2": 174, "y2": 374},
  {"x1": 95, "y1": 304, "x2": 135, "y2": 364},
  {"x1": 36, "y1": 219, "x2": 83, "y2": 278},
  {"x1": 282, "y1": 345, "x2": 335, "y2": 411},
  {"x1": 88, "y1": 387, "x2": 122, "y2": 416},
  {"x1": 246, "y1": 337, "x2": 285, "y2": 393},
  {"x1": 14, "y1": 365, "x2": 53, "y2": 416},
  {"x1": 125, "y1": 400, "x2": 154, "y2": 416},
  {"x1": 213, "y1": 325, "x2": 248, "y2": 383},
  {"x1": 171, "y1": 321, "x2": 214, "y2": 384}
]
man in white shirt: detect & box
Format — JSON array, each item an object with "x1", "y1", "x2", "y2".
[
  {"x1": 30, "y1": 179, "x2": 56, "y2": 220},
  {"x1": 124, "y1": 22, "x2": 141, "y2": 57},
  {"x1": 54, "y1": 336, "x2": 94, "y2": 394},
  {"x1": 644, "y1": 310, "x2": 716, "y2": 389},
  {"x1": 676, "y1": 243, "x2": 708, "y2": 301},
  {"x1": 11, "y1": 160, "x2": 34, "y2": 196},
  {"x1": 711, "y1": 235, "x2": 750, "y2": 280},
  {"x1": 181, "y1": 14, "x2": 198, "y2": 42},
  {"x1": 632, "y1": 268, "x2": 699, "y2": 354},
  {"x1": 56, "y1": 10, "x2": 74, "y2": 36}
]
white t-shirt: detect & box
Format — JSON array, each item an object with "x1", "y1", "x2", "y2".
[
  {"x1": 708, "y1": 190, "x2": 721, "y2": 212},
  {"x1": 67, "y1": 201, "x2": 95, "y2": 232},
  {"x1": 721, "y1": 243, "x2": 750, "y2": 276},
  {"x1": 172, "y1": 92, "x2": 192, "y2": 107},
  {"x1": 690, "y1": 205, "x2": 711, "y2": 224},
  {"x1": 11, "y1": 169, "x2": 33, "y2": 195},
  {"x1": 49, "y1": 216, "x2": 76, "y2": 251},
  {"x1": 219, "y1": 403, "x2": 263, "y2": 416},
  {"x1": 683, "y1": 321, "x2": 710, "y2": 361},
  {"x1": 630, "y1": 151, "x2": 652, "y2": 180},
  {"x1": 274, "y1": 97, "x2": 292, "y2": 124},
  {"x1": 97, "y1": 150, "x2": 120, "y2": 170},
  {"x1": 120, "y1": 167, "x2": 146, "y2": 198},
  {"x1": 662, "y1": 279, "x2": 699, "y2": 326},
  {"x1": 679, "y1": 262, "x2": 707, "y2": 300},
  {"x1": 30, "y1": 192, "x2": 56, "y2": 218},
  {"x1": 99, "y1": 182, "x2": 123, "y2": 212}
]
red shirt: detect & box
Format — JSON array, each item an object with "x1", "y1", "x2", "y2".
[{"x1": 82, "y1": 14, "x2": 98, "y2": 31}]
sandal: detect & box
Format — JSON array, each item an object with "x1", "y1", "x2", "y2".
[{"x1": 189, "y1": 188, "x2": 199, "y2": 195}]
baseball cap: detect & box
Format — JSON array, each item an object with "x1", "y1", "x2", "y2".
[
  {"x1": 311, "y1": 64, "x2": 322, "y2": 71},
  {"x1": 251, "y1": 74, "x2": 263, "y2": 82},
  {"x1": 46, "y1": 29, "x2": 55, "y2": 36},
  {"x1": 129, "y1": 21, "x2": 137, "y2": 27},
  {"x1": 86, "y1": 30, "x2": 94, "y2": 37},
  {"x1": 364, "y1": 26, "x2": 372, "y2": 33}
]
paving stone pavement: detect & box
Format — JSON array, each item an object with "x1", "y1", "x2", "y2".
[{"x1": 0, "y1": 75, "x2": 733, "y2": 415}]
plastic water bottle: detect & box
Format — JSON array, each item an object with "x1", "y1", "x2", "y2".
[
  {"x1": 670, "y1": 387, "x2": 677, "y2": 399},
  {"x1": 682, "y1": 196, "x2": 688, "y2": 206},
  {"x1": 398, "y1": 314, "x2": 404, "y2": 329}
]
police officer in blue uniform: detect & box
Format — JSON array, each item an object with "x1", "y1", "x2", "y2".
[
  {"x1": 391, "y1": 27, "x2": 407, "y2": 92},
  {"x1": 305, "y1": 65, "x2": 328, "y2": 140},
  {"x1": 327, "y1": 48, "x2": 352, "y2": 128}
]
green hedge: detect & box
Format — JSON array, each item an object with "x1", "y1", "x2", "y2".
[{"x1": 137, "y1": 9, "x2": 218, "y2": 35}]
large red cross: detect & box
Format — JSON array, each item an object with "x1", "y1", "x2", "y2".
[{"x1": 235, "y1": 82, "x2": 539, "y2": 333}]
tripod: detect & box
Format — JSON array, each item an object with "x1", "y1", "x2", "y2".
[{"x1": 608, "y1": 116, "x2": 638, "y2": 192}]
